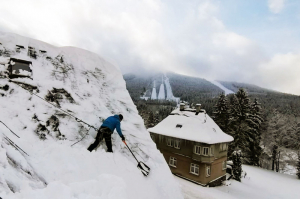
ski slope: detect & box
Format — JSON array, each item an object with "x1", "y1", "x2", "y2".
[
  {"x1": 0, "y1": 32, "x2": 183, "y2": 199},
  {"x1": 209, "y1": 80, "x2": 234, "y2": 95},
  {"x1": 158, "y1": 83, "x2": 165, "y2": 100}
]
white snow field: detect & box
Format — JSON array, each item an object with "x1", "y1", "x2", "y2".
[
  {"x1": 209, "y1": 80, "x2": 234, "y2": 95},
  {"x1": 0, "y1": 32, "x2": 183, "y2": 199},
  {"x1": 176, "y1": 165, "x2": 300, "y2": 199}
]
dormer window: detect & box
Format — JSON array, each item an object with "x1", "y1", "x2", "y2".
[{"x1": 176, "y1": 124, "x2": 182, "y2": 128}]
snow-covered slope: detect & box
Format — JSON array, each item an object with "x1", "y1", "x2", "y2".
[
  {"x1": 177, "y1": 165, "x2": 300, "y2": 199},
  {"x1": 0, "y1": 32, "x2": 183, "y2": 199},
  {"x1": 158, "y1": 83, "x2": 165, "y2": 100},
  {"x1": 209, "y1": 80, "x2": 234, "y2": 95}
]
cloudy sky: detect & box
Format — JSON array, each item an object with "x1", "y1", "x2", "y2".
[{"x1": 0, "y1": 0, "x2": 299, "y2": 95}]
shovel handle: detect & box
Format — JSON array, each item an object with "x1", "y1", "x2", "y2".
[{"x1": 122, "y1": 140, "x2": 139, "y2": 163}]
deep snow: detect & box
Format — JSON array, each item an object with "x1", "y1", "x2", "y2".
[
  {"x1": 148, "y1": 108, "x2": 233, "y2": 144},
  {"x1": 0, "y1": 32, "x2": 183, "y2": 199},
  {"x1": 176, "y1": 165, "x2": 300, "y2": 199}
]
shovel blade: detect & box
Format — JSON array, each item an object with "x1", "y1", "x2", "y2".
[{"x1": 137, "y1": 162, "x2": 150, "y2": 176}]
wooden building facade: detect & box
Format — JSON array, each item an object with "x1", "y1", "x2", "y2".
[{"x1": 148, "y1": 104, "x2": 233, "y2": 186}]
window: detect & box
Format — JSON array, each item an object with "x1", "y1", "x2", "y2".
[
  {"x1": 210, "y1": 147, "x2": 214, "y2": 156},
  {"x1": 194, "y1": 145, "x2": 201, "y2": 155},
  {"x1": 169, "y1": 157, "x2": 177, "y2": 167},
  {"x1": 220, "y1": 143, "x2": 227, "y2": 151},
  {"x1": 222, "y1": 161, "x2": 227, "y2": 170},
  {"x1": 206, "y1": 165, "x2": 211, "y2": 177},
  {"x1": 167, "y1": 138, "x2": 173, "y2": 147},
  {"x1": 203, "y1": 147, "x2": 209, "y2": 156},
  {"x1": 159, "y1": 135, "x2": 164, "y2": 143},
  {"x1": 174, "y1": 139, "x2": 180, "y2": 149},
  {"x1": 224, "y1": 143, "x2": 227, "y2": 151},
  {"x1": 190, "y1": 163, "x2": 199, "y2": 175}
]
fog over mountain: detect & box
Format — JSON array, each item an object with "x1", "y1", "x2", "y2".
[{"x1": 0, "y1": 0, "x2": 299, "y2": 95}]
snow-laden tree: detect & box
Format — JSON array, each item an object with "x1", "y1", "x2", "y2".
[
  {"x1": 227, "y1": 89, "x2": 263, "y2": 165},
  {"x1": 247, "y1": 98, "x2": 263, "y2": 166},
  {"x1": 232, "y1": 150, "x2": 242, "y2": 182},
  {"x1": 213, "y1": 93, "x2": 230, "y2": 133},
  {"x1": 227, "y1": 91, "x2": 249, "y2": 157}
]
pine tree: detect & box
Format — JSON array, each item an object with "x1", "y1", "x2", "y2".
[
  {"x1": 227, "y1": 93, "x2": 248, "y2": 157},
  {"x1": 213, "y1": 93, "x2": 229, "y2": 132},
  {"x1": 247, "y1": 98, "x2": 263, "y2": 166},
  {"x1": 297, "y1": 152, "x2": 300, "y2": 179},
  {"x1": 232, "y1": 150, "x2": 242, "y2": 182},
  {"x1": 227, "y1": 89, "x2": 263, "y2": 164},
  {"x1": 148, "y1": 111, "x2": 154, "y2": 128}
]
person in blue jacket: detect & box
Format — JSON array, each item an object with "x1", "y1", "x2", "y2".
[{"x1": 88, "y1": 114, "x2": 125, "y2": 152}]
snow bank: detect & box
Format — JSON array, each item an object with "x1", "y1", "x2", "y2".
[
  {"x1": 176, "y1": 165, "x2": 300, "y2": 199},
  {"x1": 0, "y1": 32, "x2": 183, "y2": 199}
]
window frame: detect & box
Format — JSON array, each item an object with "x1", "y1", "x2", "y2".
[
  {"x1": 220, "y1": 143, "x2": 227, "y2": 151},
  {"x1": 169, "y1": 156, "x2": 177, "y2": 168},
  {"x1": 210, "y1": 147, "x2": 214, "y2": 156},
  {"x1": 167, "y1": 138, "x2": 173, "y2": 147},
  {"x1": 159, "y1": 135, "x2": 164, "y2": 143},
  {"x1": 174, "y1": 139, "x2": 181, "y2": 149},
  {"x1": 190, "y1": 163, "x2": 199, "y2": 175},
  {"x1": 194, "y1": 145, "x2": 201, "y2": 155},
  {"x1": 206, "y1": 165, "x2": 211, "y2": 177},
  {"x1": 222, "y1": 161, "x2": 227, "y2": 170},
  {"x1": 202, "y1": 147, "x2": 209, "y2": 156}
]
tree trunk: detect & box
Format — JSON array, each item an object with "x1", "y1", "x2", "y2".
[{"x1": 276, "y1": 151, "x2": 280, "y2": 172}]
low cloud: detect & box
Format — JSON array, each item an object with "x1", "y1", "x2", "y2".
[
  {"x1": 258, "y1": 53, "x2": 300, "y2": 95},
  {"x1": 0, "y1": 0, "x2": 298, "y2": 95}
]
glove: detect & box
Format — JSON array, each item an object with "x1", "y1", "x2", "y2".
[{"x1": 121, "y1": 135, "x2": 125, "y2": 141}]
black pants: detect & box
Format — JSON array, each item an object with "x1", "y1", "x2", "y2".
[{"x1": 87, "y1": 127, "x2": 113, "y2": 152}]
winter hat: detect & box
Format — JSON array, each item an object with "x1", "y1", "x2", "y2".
[{"x1": 119, "y1": 114, "x2": 123, "y2": 121}]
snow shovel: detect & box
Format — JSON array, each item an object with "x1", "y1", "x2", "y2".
[{"x1": 123, "y1": 140, "x2": 150, "y2": 176}]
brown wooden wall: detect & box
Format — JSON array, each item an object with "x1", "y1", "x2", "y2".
[{"x1": 150, "y1": 132, "x2": 228, "y2": 185}]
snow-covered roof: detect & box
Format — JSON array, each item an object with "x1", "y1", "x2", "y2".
[{"x1": 148, "y1": 108, "x2": 233, "y2": 144}]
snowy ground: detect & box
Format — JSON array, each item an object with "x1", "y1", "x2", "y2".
[
  {"x1": 176, "y1": 165, "x2": 300, "y2": 199},
  {"x1": 0, "y1": 32, "x2": 183, "y2": 199}
]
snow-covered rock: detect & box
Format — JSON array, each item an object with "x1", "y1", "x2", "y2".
[{"x1": 0, "y1": 32, "x2": 183, "y2": 199}]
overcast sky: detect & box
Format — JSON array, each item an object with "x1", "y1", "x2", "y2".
[{"x1": 0, "y1": 0, "x2": 299, "y2": 95}]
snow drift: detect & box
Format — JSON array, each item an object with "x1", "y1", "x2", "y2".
[{"x1": 0, "y1": 32, "x2": 183, "y2": 199}]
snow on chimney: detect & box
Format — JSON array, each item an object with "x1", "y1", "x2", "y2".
[
  {"x1": 180, "y1": 103, "x2": 185, "y2": 111},
  {"x1": 196, "y1": 104, "x2": 201, "y2": 113}
]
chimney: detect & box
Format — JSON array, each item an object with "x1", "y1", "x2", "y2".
[
  {"x1": 196, "y1": 104, "x2": 201, "y2": 113},
  {"x1": 180, "y1": 103, "x2": 185, "y2": 111}
]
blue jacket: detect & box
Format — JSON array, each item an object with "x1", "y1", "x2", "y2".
[{"x1": 101, "y1": 115, "x2": 123, "y2": 137}]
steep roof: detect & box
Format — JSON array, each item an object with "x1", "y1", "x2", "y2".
[{"x1": 148, "y1": 108, "x2": 233, "y2": 144}]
